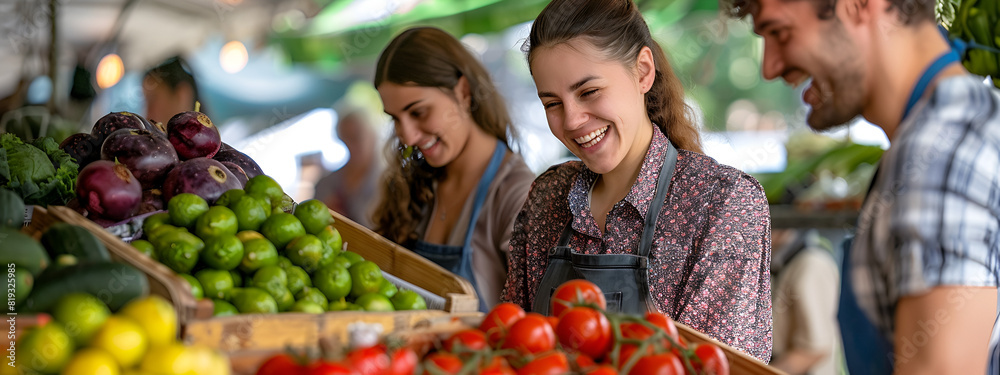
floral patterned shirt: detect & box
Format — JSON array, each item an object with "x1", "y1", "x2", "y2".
[{"x1": 502, "y1": 128, "x2": 773, "y2": 362}]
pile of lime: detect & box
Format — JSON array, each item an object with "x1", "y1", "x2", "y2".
[
  {"x1": 13, "y1": 294, "x2": 228, "y2": 375},
  {"x1": 133, "y1": 175, "x2": 427, "y2": 315}
]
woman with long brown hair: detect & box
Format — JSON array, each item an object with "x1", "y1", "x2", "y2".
[
  {"x1": 372, "y1": 27, "x2": 535, "y2": 312},
  {"x1": 503, "y1": 0, "x2": 772, "y2": 361}
]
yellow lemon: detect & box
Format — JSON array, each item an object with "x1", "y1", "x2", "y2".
[
  {"x1": 138, "y1": 343, "x2": 194, "y2": 375},
  {"x1": 62, "y1": 348, "x2": 120, "y2": 375},
  {"x1": 119, "y1": 295, "x2": 178, "y2": 347},
  {"x1": 15, "y1": 322, "x2": 73, "y2": 374},
  {"x1": 89, "y1": 316, "x2": 149, "y2": 368}
]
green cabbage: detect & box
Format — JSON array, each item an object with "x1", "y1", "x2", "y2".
[{"x1": 0, "y1": 133, "x2": 79, "y2": 206}]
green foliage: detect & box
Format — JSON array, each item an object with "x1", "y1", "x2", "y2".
[{"x1": 0, "y1": 133, "x2": 79, "y2": 206}]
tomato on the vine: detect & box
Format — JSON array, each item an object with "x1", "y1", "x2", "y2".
[
  {"x1": 584, "y1": 365, "x2": 619, "y2": 375},
  {"x1": 692, "y1": 343, "x2": 730, "y2": 375},
  {"x1": 516, "y1": 351, "x2": 569, "y2": 375},
  {"x1": 500, "y1": 313, "x2": 556, "y2": 355},
  {"x1": 443, "y1": 328, "x2": 488, "y2": 353},
  {"x1": 546, "y1": 315, "x2": 560, "y2": 332},
  {"x1": 306, "y1": 360, "x2": 354, "y2": 375},
  {"x1": 627, "y1": 353, "x2": 684, "y2": 375},
  {"x1": 615, "y1": 343, "x2": 653, "y2": 371},
  {"x1": 555, "y1": 307, "x2": 612, "y2": 360},
  {"x1": 645, "y1": 312, "x2": 681, "y2": 348},
  {"x1": 480, "y1": 356, "x2": 516, "y2": 375},
  {"x1": 256, "y1": 354, "x2": 305, "y2": 375},
  {"x1": 550, "y1": 279, "x2": 606, "y2": 318},
  {"x1": 570, "y1": 352, "x2": 596, "y2": 370},
  {"x1": 346, "y1": 345, "x2": 389, "y2": 375},
  {"x1": 422, "y1": 352, "x2": 463, "y2": 375},
  {"x1": 385, "y1": 348, "x2": 418, "y2": 375},
  {"x1": 480, "y1": 303, "x2": 527, "y2": 347}
]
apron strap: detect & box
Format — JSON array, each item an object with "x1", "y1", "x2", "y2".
[
  {"x1": 638, "y1": 141, "x2": 678, "y2": 258},
  {"x1": 462, "y1": 140, "x2": 508, "y2": 248}
]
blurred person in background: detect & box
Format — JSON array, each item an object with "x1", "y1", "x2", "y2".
[
  {"x1": 314, "y1": 104, "x2": 384, "y2": 229},
  {"x1": 770, "y1": 229, "x2": 842, "y2": 375},
  {"x1": 372, "y1": 27, "x2": 536, "y2": 312},
  {"x1": 143, "y1": 56, "x2": 202, "y2": 124},
  {"x1": 503, "y1": 0, "x2": 772, "y2": 361},
  {"x1": 724, "y1": 0, "x2": 1000, "y2": 372}
]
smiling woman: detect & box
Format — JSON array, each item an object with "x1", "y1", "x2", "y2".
[
  {"x1": 371, "y1": 27, "x2": 536, "y2": 312},
  {"x1": 502, "y1": 0, "x2": 773, "y2": 362}
]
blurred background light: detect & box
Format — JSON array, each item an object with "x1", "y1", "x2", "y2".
[
  {"x1": 96, "y1": 53, "x2": 124, "y2": 89},
  {"x1": 220, "y1": 41, "x2": 249, "y2": 74}
]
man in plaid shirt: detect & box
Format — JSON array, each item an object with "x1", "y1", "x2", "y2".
[{"x1": 722, "y1": 0, "x2": 1000, "y2": 373}]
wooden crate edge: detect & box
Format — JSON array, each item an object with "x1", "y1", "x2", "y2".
[{"x1": 676, "y1": 322, "x2": 786, "y2": 375}]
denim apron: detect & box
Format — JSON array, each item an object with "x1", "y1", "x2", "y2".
[
  {"x1": 532, "y1": 141, "x2": 678, "y2": 315},
  {"x1": 412, "y1": 140, "x2": 507, "y2": 313},
  {"x1": 836, "y1": 49, "x2": 959, "y2": 374}
]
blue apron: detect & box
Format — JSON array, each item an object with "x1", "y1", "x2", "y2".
[
  {"x1": 411, "y1": 140, "x2": 507, "y2": 313},
  {"x1": 837, "y1": 48, "x2": 959, "y2": 375}
]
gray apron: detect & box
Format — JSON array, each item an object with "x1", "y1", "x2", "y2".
[{"x1": 532, "y1": 141, "x2": 678, "y2": 315}]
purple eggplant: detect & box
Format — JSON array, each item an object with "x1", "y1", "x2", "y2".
[
  {"x1": 101, "y1": 129, "x2": 179, "y2": 189},
  {"x1": 91, "y1": 112, "x2": 152, "y2": 143},
  {"x1": 77, "y1": 160, "x2": 142, "y2": 221},
  {"x1": 167, "y1": 111, "x2": 221, "y2": 160},
  {"x1": 161, "y1": 157, "x2": 242, "y2": 204},
  {"x1": 59, "y1": 133, "x2": 101, "y2": 168},
  {"x1": 213, "y1": 149, "x2": 264, "y2": 179},
  {"x1": 219, "y1": 161, "x2": 249, "y2": 187}
]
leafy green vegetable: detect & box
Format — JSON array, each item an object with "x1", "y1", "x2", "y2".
[{"x1": 0, "y1": 133, "x2": 79, "y2": 206}]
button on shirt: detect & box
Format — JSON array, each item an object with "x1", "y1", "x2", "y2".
[
  {"x1": 850, "y1": 75, "x2": 1000, "y2": 373},
  {"x1": 503, "y1": 128, "x2": 773, "y2": 362}
]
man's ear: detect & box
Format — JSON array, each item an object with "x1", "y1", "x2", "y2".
[
  {"x1": 636, "y1": 46, "x2": 656, "y2": 94},
  {"x1": 842, "y1": 0, "x2": 873, "y2": 26},
  {"x1": 454, "y1": 75, "x2": 472, "y2": 110}
]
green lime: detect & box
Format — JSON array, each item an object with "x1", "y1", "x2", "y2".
[
  {"x1": 244, "y1": 175, "x2": 284, "y2": 204},
  {"x1": 131, "y1": 239, "x2": 155, "y2": 258},
  {"x1": 338, "y1": 251, "x2": 365, "y2": 267},
  {"x1": 230, "y1": 287, "x2": 278, "y2": 314},
  {"x1": 260, "y1": 213, "x2": 306, "y2": 249},
  {"x1": 195, "y1": 206, "x2": 238, "y2": 239},
  {"x1": 212, "y1": 299, "x2": 239, "y2": 317},
  {"x1": 289, "y1": 300, "x2": 325, "y2": 314},
  {"x1": 316, "y1": 225, "x2": 343, "y2": 253},
  {"x1": 355, "y1": 293, "x2": 395, "y2": 312},
  {"x1": 180, "y1": 274, "x2": 204, "y2": 299},
  {"x1": 16, "y1": 322, "x2": 73, "y2": 373},
  {"x1": 328, "y1": 253, "x2": 353, "y2": 270},
  {"x1": 142, "y1": 212, "x2": 172, "y2": 234},
  {"x1": 195, "y1": 269, "x2": 235, "y2": 300},
  {"x1": 147, "y1": 225, "x2": 185, "y2": 248},
  {"x1": 285, "y1": 234, "x2": 331, "y2": 273},
  {"x1": 313, "y1": 264, "x2": 352, "y2": 301},
  {"x1": 348, "y1": 261, "x2": 383, "y2": 298},
  {"x1": 274, "y1": 194, "x2": 296, "y2": 213},
  {"x1": 277, "y1": 256, "x2": 294, "y2": 269},
  {"x1": 236, "y1": 230, "x2": 265, "y2": 242},
  {"x1": 52, "y1": 293, "x2": 111, "y2": 346},
  {"x1": 201, "y1": 235, "x2": 244, "y2": 270},
  {"x1": 229, "y1": 269, "x2": 243, "y2": 287},
  {"x1": 285, "y1": 266, "x2": 311, "y2": 295},
  {"x1": 157, "y1": 231, "x2": 204, "y2": 274},
  {"x1": 168, "y1": 193, "x2": 210, "y2": 229},
  {"x1": 378, "y1": 278, "x2": 398, "y2": 299},
  {"x1": 230, "y1": 195, "x2": 270, "y2": 232},
  {"x1": 293, "y1": 199, "x2": 334, "y2": 235},
  {"x1": 391, "y1": 289, "x2": 427, "y2": 311},
  {"x1": 295, "y1": 286, "x2": 328, "y2": 307},
  {"x1": 327, "y1": 299, "x2": 350, "y2": 311},
  {"x1": 251, "y1": 265, "x2": 288, "y2": 289},
  {"x1": 259, "y1": 283, "x2": 294, "y2": 311},
  {"x1": 239, "y1": 238, "x2": 279, "y2": 274},
  {"x1": 214, "y1": 189, "x2": 245, "y2": 207}
]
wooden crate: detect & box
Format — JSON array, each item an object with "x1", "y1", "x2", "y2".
[
  {"x1": 676, "y1": 322, "x2": 786, "y2": 375},
  {"x1": 22, "y1": 206, "x2": 214, "y2": 323}
]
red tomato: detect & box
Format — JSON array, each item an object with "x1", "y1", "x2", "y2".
[
  {"x1": 480, "y1": 356, "x2": 516, "y2": 375},
  {"x1": 692, "y1": 343, "x2": 730, "y2": 375},
  {"x1": 546, "y1": 315, "x2": 560, "y2": 331},
  {"x1": 615, "y1": 344, "x2": 653, "y2": 371},
  {"x1": 556, "y1": 307, "x2": 612, "y2": 360},
  {"x1": 619, "y1": 321, "x2": 673, "y2": 352},
  {"x1": 500, "y1": 313, "x2": 556, "y2": 355},
  {"x1": 516, "y1": 351, "x2": 569, "y2": 375},
  {"x1": 584, "y1": 365, "x2": 619, "y2": 375},
  {"x1": 256, "y1": 354, "x2": 305, "y2": 375},
  {"x1": 571, "y1": 352, "x2": 596, "y2": 369},
  {"x1": 422, "y1": 352, "x2": 463, "y2": 375},
  {"x1": 346, "y1": 345, "x2": 389, "y2": 375},
  {"x1": 645, "y1": 312, "x2": 680, "y2": 348},
  {"x1": 550, "y1": 279, "x2": 606, "y2": 318},
  {"x1": 385, "y1": 348, "x2": 418, "y2": 375},
  {"x1": 627, "y1": 353, "x2": 684, "y2": 375},
  {"x1": 306, "y1": 360, "x2": 354, "y2": 375},
  {"x1": 443, "y1": 328, "x2": 488, "y2": 353},
  {"x1": 480, "y1": 303, "x2": 527, "y2": 348}
]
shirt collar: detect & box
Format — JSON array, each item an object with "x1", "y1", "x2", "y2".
[{"x1": 567, "y1": 127, "x2": 670, "y2": 231}]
